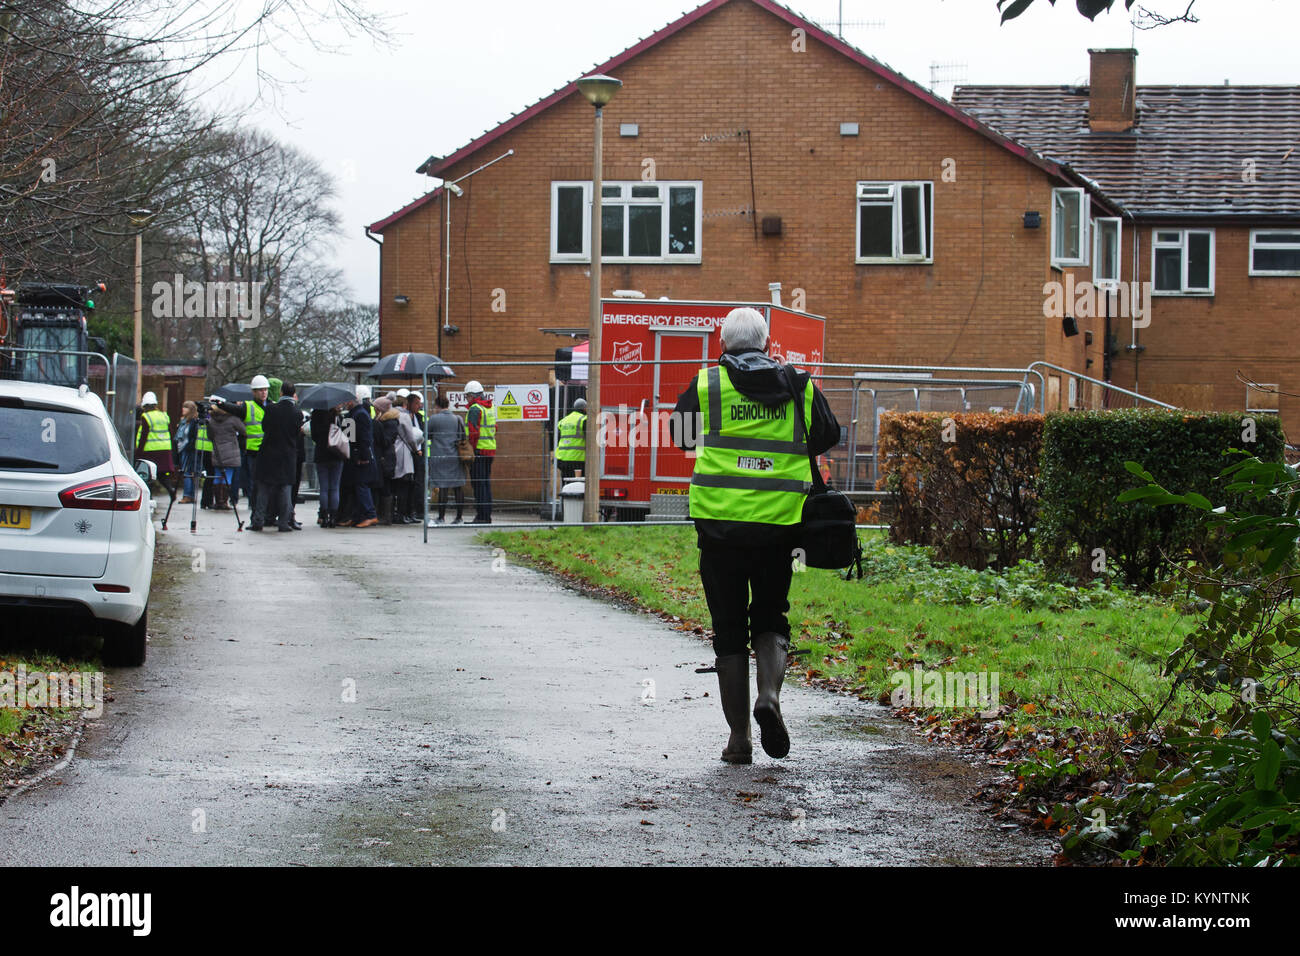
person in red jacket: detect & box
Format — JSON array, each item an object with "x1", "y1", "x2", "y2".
[{"x1": 465, "y1": 381, "x2": 496, "y2": 524}]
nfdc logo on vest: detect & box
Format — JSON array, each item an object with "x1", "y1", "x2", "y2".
[{"x1": 737, "y1": 456, "x2": 775, "y2": 471}]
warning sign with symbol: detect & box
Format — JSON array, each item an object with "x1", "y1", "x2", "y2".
[{"x1": 477, "y1": 384, "x2": 549, "y2": 422}]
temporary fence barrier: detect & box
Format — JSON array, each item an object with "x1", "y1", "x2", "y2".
[{"x1": 0, "y1": 346, "x2": 139, "y2": 451}]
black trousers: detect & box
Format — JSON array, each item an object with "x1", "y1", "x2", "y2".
[
  {"x1": 698, "y1": 545, "x2": 794, "y2": 657},
  {"x1": 557, "y1": 460, "x2": 582, "y2": 481},
  {"x1": 471, "y1": 454, "x2": 493, "y2": 520}
]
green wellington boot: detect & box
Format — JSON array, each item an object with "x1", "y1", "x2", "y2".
[
  {"x1": 752, "y1": 632, "x2": 791, "y2": 758},
  {"x1": 714, "y1": 653, "x2": 753, "y2": 764}
]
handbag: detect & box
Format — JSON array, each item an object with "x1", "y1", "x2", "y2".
[
  {"x1": 328, "y1": 420, "x2": 350, "y2": 459},
  {"x1": 455, "y1": 419, "x2": 474, "y2": 463},
  {"x1": 785, "y1": 367, "x2": 863, "y2": 578}
]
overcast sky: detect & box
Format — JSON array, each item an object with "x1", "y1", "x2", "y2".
[{"x1": 204, "y1": 0, "x2": 1297, "y2": 304}]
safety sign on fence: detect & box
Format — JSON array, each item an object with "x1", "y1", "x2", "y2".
[{"x1": 446, "y1": 385, "x2": 549, "y2": 421}]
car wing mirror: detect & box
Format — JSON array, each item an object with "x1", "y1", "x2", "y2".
[{"x1": 135, "y1": 459, "x2": 157, "y2": 482}]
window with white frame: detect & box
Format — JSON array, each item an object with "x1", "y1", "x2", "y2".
[
  {"x1": 1246, "y1": 383, "x2": 1280, "y2": 414},
  {"x1": 550, "y1": 181, "x2": 701, "y2": 264},
  {"x1": 1152, "y1": 229, "x2": 1214, "y2": 295},
  {"x1": 1051, "y1": 188, "x2": 1088, "y2": 267},
  {"x1": 1249, "y1": 230, "x2": 1300, "y2": 276},
  {"x1": 855, "y1": 181, "x2": 933, "y2": 263},
  {"x1": 1093, "y1": 217, "x2": 1122, "y2": 285}
]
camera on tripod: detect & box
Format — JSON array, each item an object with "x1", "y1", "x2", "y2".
[{"x1": 195, "y1": 398, "x2": 212, "y2": 422}]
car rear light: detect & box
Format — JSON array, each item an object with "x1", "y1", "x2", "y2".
[
  {"x1": 59, "y1": 475, "x2": 143, "y2": 511},
  {"x1": 94, "y1": 583, "x2": 130, "y2": 592}
]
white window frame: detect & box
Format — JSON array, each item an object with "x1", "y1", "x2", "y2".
[
  {"x1": 1151, "y1": 228, "x2": 1215, "y2": 296},
  {"x1": 1051, "y1": 188, "x2": 1089, "y2": 268},
  {"x1": 549, "y1": 180, "x2": 703, "y2": 265},
  {"x1": 1093, "y1": 217, "x2": 1122, "y2": 286},
  {"x1": 1249, "y1": 230, "x2": 1300, "y2": 277},
  {"x1": 1246, "y1": 383, "x2": 1280, "y2": 414},
  {"x1": 854, "y1": 181, "x2": 934, "y2": 264}
]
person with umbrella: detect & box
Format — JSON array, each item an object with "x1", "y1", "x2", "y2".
[
  {"x1": 300, "y1": 383, "x2": 355, "y2": 528},
  {"x1": 339, "y1": 385, "x2": 379, "y2": 528}
]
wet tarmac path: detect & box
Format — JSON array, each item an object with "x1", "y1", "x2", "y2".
[{"x1": 1, "y1": 516, "x2": 1052, "y2": 866}]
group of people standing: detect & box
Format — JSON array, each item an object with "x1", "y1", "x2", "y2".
[
  {"x1": 312, "y1": 384, "x2": 418, "y2": 528},
  {"x1": 311, "y1": 382, "x2": 490, "y2": 527},
  {"x1": 134, "y1": 375, "x2": 502, "y2": 530}
]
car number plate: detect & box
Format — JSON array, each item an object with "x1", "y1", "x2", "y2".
[{"x1": 0, "y1": 506, "x2": 31, "y2": 529}]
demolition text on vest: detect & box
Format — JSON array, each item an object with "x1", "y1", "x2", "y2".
[{"x1": 729, "y1": 403, "x2": 787, "y2": 422}]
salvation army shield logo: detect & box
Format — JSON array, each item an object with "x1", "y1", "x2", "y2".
[{"x1": 612, "y1": 341, "x2": 643, "y2": 376}]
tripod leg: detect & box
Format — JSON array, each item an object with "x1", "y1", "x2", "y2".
[
  {"x1": 160, "y1": 474, "x2": 177, "y2": 530},
  {"x1": 224, "y1": 475, "x2": 244, "y2": 531},
  {"x1": 190, "y1": 471, "x2": 201, "y2": 533}
]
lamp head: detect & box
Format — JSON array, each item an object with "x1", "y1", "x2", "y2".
[
  {"x1": 126, "y1": 207, "x2": 155, "y2": 228},
  {"x1": 575, "y1": 74, "x2": 622, "y2": 108},
  {"x1": 446, "y1": 182, "x2": 464, "y2": 197}
]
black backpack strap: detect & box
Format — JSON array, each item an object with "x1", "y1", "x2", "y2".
[{"x1": 783, "y1": 364, "x2": 826, "y2": 495}]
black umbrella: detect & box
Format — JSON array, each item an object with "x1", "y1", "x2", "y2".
[
  {"x1": 367, "y1": 352, "x2": 454, "y2": 380},
  {"x1": 298, "y1": 382, "x2": 356, "y2": 411},
  {"x1": 213, "y1": 383, "x2": 253, "y2": 402}
]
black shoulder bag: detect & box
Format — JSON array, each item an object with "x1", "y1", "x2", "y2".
[{"x1": 786, "y1": 367, "x2": 863, "y2": 579}]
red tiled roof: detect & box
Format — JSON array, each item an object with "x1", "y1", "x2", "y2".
[
  {"x1": 369, "y1": 0, "x2": 1097, "y2": 232},
  {"x1": 953, "y1": 85, "x2": 1300, "y2": 218}
]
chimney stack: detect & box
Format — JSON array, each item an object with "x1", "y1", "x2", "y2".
[{"x1": 1088, "y1": 48, "x2": 1137, "y2": 132}]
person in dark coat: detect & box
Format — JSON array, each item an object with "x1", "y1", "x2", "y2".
[
  {"x1": 310, "y1": 406, "x2": 347, "y2": 527},
  {"x1": 249, "y1": 383, "x2": 301, "y2": 532},
  {"x1": 340, "y1": 394, "x2": 379, "y2": 528}
]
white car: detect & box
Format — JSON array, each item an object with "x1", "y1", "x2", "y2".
[{"x1": 0, "y1": 380, "x2": 155, "y2": 665}]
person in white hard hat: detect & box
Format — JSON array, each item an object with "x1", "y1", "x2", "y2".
[
  {"x1": 464, "y1": 381, "x2": 496, "y2": 523},
  {"x1": 134, "y1": 390, "x2": 177, "y2": 503},
  {"x1": 211, "y1": 374, "x2": 272, "y2": 516}
]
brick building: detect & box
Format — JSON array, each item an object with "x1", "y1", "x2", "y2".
[
  {"x1": 956, "y1": 54, "x2": 1300, "y2": 426},
  {"x1": 368, "y1": 0, "x2": 1300, "y2": 501}
]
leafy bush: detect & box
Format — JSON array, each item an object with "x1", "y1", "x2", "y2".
[
  {"x1": 1037, "y1": 410, "x2": 1284, "y2": 587},
  {"x1": 877, "y1": 412, "x2": 1042, "y2": 570},
  {"x1": 1062, "y1": 452, "x2": 1300, "y2": 865}
]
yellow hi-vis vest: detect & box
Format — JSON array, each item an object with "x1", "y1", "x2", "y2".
[
  {"x1": 689, "y1": 365, "x2": 813, "y2": 525},
  {"x1": 556, "y1": 411, "x2": 586, "y2": 462},
  {"x1": 472, "y1": 403, "x2": 496, "y2": 451},
  {"x1": 195, "y1": 421, "x2": 213, "y2": 452},
  {"x1": 136, "y1": 409, "x2": 171, "y2": 452},
  {"x1": 244, "y1": 400, "x2": 265, "y2": 451}
]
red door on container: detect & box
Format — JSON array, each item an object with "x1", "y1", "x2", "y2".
[{"x1": 650, "y1": 331, "x2": 709, "y2": 484}]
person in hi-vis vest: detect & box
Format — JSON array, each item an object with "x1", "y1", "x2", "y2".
[
  {"x1": 671, "y1": 308, "x2": 839, "y2": 764},
  {"x1": 465, "y1": 381, "x2": 496, "y2": 524},
  {"x1": 135, "y1": 391, "x2": 177, "y2": 503},
  {"x1": 555, "y1": 397, "x2": 587, "y2": 481},
  {"x1": 211, "y1": 374, "x2": 270, "y2": 516}
]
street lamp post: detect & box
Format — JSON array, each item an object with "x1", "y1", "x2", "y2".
[
  {"x1": 574, "y1": 73, "x2": 621, "y2": 523},
  {"x1": 127, "y1": 208, "x2": 155, "y2": 398}
]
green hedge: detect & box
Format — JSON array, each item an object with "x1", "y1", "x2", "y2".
[{"x1": 1037, "y1": 409, "x2": 1285, "y2": 586}]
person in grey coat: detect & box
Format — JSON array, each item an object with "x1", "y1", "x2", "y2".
[
  {"x1": 426, "y1": 392, "x2": 466, "y2": 524},
  {"x1": 206, "y1": 404, "x2": 245, "y2": 510}
]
